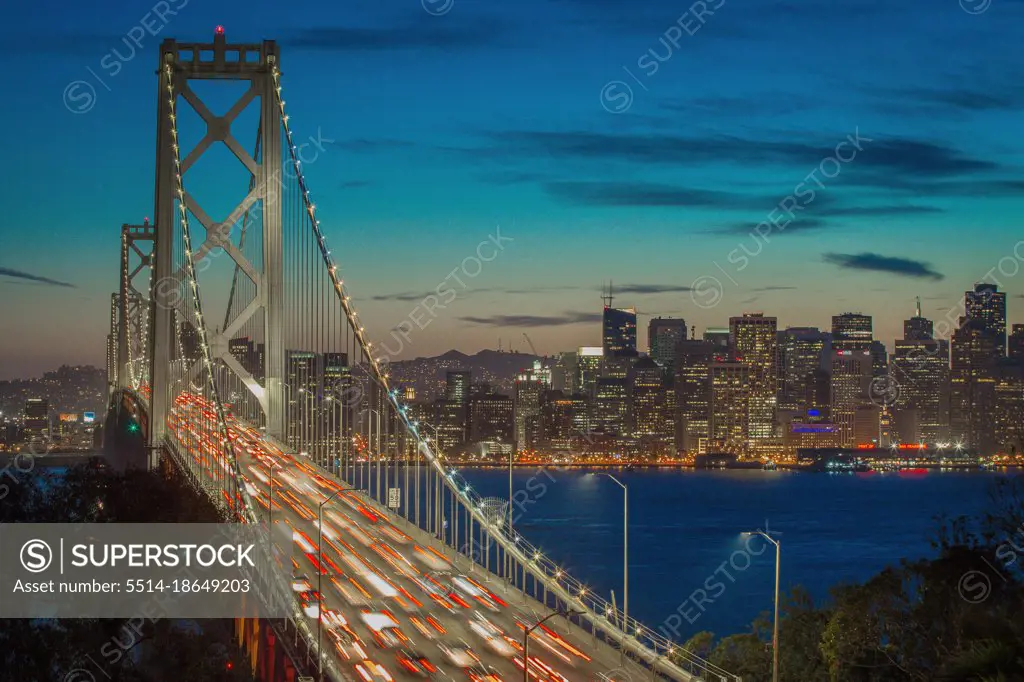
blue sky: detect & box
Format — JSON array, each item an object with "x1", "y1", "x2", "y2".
[{"x1": 2, "y1": 0, "x2": 1024, "y2": 378}]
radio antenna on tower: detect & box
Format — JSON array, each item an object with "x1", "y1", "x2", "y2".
[
  {"x1": 915, "y1": 296, "x2": 922, "y2": 318},
  {"x1": 602, "y1": 280, "x2": 614, "y2": 308}
]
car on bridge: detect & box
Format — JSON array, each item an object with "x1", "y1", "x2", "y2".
[
  {"x1": 437, "y1": 641, "x2": 480, "y2": 669},
  {"x1": 395, "y1": 648, "x2": 439, "y2": 678},
  {"x1": 354, "y1": 659, "x2": 394, "y2": 682}
]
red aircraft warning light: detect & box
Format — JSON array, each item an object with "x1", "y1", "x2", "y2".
[{"x1": 215, "y1": 25, "x2": 225, "y2": 35}]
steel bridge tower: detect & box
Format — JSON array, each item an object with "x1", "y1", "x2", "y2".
[{"x1": 149, "y1": 30, "x2": 286, "y2": 457}]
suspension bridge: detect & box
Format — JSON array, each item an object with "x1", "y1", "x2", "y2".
[{"x1": 105, "y1": 31, "x2": 739, "y2": 682}]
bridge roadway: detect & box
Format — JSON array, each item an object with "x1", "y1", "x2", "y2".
[{"x1": 168, "y1": 395, "x2": 656, "y2": 682}]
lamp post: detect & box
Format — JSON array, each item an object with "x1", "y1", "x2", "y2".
[
  {"x1": 743, "y1": 528, "x2": 781, "y2": 682},
  {"x1": 369, "y1": 408, "x2": 382, "y2": 501},
  {"x1": 591, "y1": 472, "x2": 628, "y2": 636},
  {"x1": 266, "y1": 457, "x2": 283, "y2": 526},
  {"x1": 317, "y1": 486, "x2": 359, "y2": 682},
  {"x1": 523, "y1": 609, "x2": 581, "y2": 681}
]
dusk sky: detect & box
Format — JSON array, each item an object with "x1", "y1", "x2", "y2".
[{"x1": 2, "y1": 0, "x2": 1024, "y2": 379}]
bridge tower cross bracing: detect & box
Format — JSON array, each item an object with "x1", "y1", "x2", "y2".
[
  {"x1": 149, "y1": 32, "x2": 286, "y2": 457},
  {"x1": 119, "y1": 221, "x2": 154, "y2": 395}
]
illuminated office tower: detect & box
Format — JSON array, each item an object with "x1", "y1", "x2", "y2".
[
  {"x1": 703, "y1": 327, "x2": 731, "y2": 351},
  {"x1": 469, "y1": 393, "x2": 514, "y2": 444},
  {"x1": 709, "y1": 360, "x2": 750, "y2": 454},
  {"x1": 995, "y1": 358, "x2": 1024, "y2": 455},
  {"x1": 892, "y1": 308, "x2": 949, "y2": 443},
  {"x1": 577, "y1": 347, "x2": 604, "y2": 397},
  {"x1": 24, "y1": 398, "x2": 50, "y2": 443},
  {"x1": 551, "y1": 351, "x2": 577, "y2": 393},
  {"x1": 539, "y1": 390, "x2": 588, "y2": 452},
  {"x1": 629, "y1": 357, "x2": 668, "y2": 445},
  {"x1": 514, "y1": 362, "x2": 549, "y2": 452},
  {"x1": 779, "y1": 328, "x2": 825, "y2": 411},
  {"x1": 730, "y1": 313, "x2": 777, "y2": 440},
  {"x1": 951, "y1": 319, "x2": 1001, "y2": 455},
  {"x1": 593, "y1": 377, "x2": 628, "y2": 436},
  {"x1": 648, "y1": 317, "x2": 687, "y2": 371},
  {"x1": 904, "y1": 297, "x2": 933, "y2": 341},
  {"x1": 966, "y1": 282, "x2": 1007, "y2": 354},
  {"x1": 832, "y1": 312, "x2": 872, "y2": 351},
  {"x1": 602, "y1": 284, "x2": 637, "y2": 357},
  {"x1": 950, "y1": 284, "x2": 1007, "y2": 454},
  {"x1": 674, "y1": 340, "x2": 714, "y2": 454},
  {"x1": 1010, "y1": 325, "x2": 1024, "y2": 361},
  {"x1": 830, "y1": 349, "x2": 873, "y2": 447},
  {"x1": 285, "y1": 350, "x2": 319, "y2": 451}
]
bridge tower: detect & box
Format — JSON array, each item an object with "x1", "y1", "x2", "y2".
[
  {"x1": 149, "y1": 30, "x2": 286, "y2": 459},
  {"x1": 118, "y1": 221, "x2": 154, "y2": 393}
]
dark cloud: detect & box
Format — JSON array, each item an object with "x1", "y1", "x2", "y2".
[
  {"x1": 285, "y1": 20, "x2": 510, "y2": 51},
  {"x1": 606, "y1": 284, "x2": 694, "y2": 294},
  {"x1": 853, "y1": 138, "x2": 997, "y2": 178},
  {"x1": 460, "y1": 311, "x2": 602, "y2": 327},
  {"x1": 331, "y1": 139, "x2": 416, "y2": 152},
  {"x1": 481, "y1": 130, "x2": 999, "y2": 182},
  {"x1": 0, "y1": 267, "x2": 75, "y2": 288},
  {"x1": 844, "y1": 175, "x2": 1024, "y2": 198},
  {"x1": 368, "y1": 291, "x2": 429, "y2": 302},
  {"x1": 661, "y1": 95, "x2": 813, "y2": 118},
  {"x1": 708, "y1": 217, "x2": 833, "y2": 235},
  {"x1": 503, "y1": 286, "x2": 583, "y2": 294},
  {"x1": 753, "y1": 286, "x2": 797, "y2": 291},
  {"x1": 823, "y1": 253, "x2": 944, "y2": 280},
  {"x1": 476, "y1": 171, "x2": 550, "y2": 184},
  {"x1": 544, "y1": 181, "x2": 768, "y2": 209},
  {"x1": 816, "y1": 205, "x2": 944, "y2": 217},
  {"x1": 906, "y1": 86, "x2": 1024, "y2": 112}
]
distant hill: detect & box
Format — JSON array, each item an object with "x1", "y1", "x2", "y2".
[{"x1": 386, "y1": 349, "x2": 543, "y2": 400}]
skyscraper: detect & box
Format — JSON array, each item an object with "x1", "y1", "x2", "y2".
[
  {"x1": 709, "y1": 360, "x2": 750, "y2": 454},
  {"x1": 539, "y1": 390, "x2": 588, "y2": 452},
  {"x1": 951, "y1": 318, "x2": 1001, "y2": 454},
  {"x1": 648, "y1": 317, "x2": 687, "y2": 371},
  {"x1": 994, "y1": 358, "x2": 1024, "y2": 455},
  {"x1": 24, "y1": 398, "x2": 50, "y2": 443},
  {"x1": 629, "y1": 357, "x2": 669, "y2": 454},
  {"x1": 593, "y1": 377, "x2": 628, "y2": 436},
  {"x1": 674, "y1": 340, "x2": 715, "y2": 454},
  {"x1": 892, "y1": 310, "x2": 949, "y2": 444},
  {"x1": 469, "y1": 393, "x2": 514, "y2": 444},
  {"x1": 603, "y1": 306, "x2": 638, "y2": 357},
  {"x1": 966, "y1": 282, "x2": 1007, "y2": 353},
  {"x1": 514, "y1": 362, "x2": 549, "y2": 452},
  {"x1": 703, "y1": 327, "x2": 731, "y2": 350},
  {"x1": 1010, "y1": 324, "x2": 1024, "y2": 361},
  {"x1": 832, "y1": 313, "x2": 873, "y2": 351},
  {"x1": 870, "y1": 340, "x2": 888, "y2": 379},
  {"x1": 446, "y1": 371, "x2": 471, "y2": 405},
  {"x1": 576, "y1": 347, "x2": 603, "y2": 398},
  {"x1": 778, "y1": 328, "x2": 825, "y2": 412},
  {"x1": 441, "y1": 370, "x2": 472, "y2": 446},
  {"x1": 904, "y1": 297, "x2": 933, "y2": 341},
  {"x1": 730, "y1": 313, "x2": 777, "y2": 441},
  {"x1": 285, "y1": 350, "x2": 319, "y2": 451},
  {"x1": 551, "y1": 351, "x2": 578, "y2": 393},
  {"x1": 951, "y1": 283, "x2": 1007, "y2": 455},
  {"x1": 830, "y1": 349, "x2": 873, "y2": 447}
]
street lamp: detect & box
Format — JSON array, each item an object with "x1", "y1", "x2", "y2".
[
  {"x1": 523, "y1": 609, "x2": 581, "y2": 681},
  {"x1": 266, "y1": 456, "x2": 283, "y2": 526},
  {"x1": 589, "y1": 472, "x2": 628, "y2": 636},
  {"x1": 742, "y1": 528, "x2": 781, "y2": 682},
  {"x1": 317, "y1": 486, "x2": 360, "y2": 682}
]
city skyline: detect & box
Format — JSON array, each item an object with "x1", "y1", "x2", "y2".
[{"x1": 3, "y1": 0, "x2": 1024, "y2": 380}]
